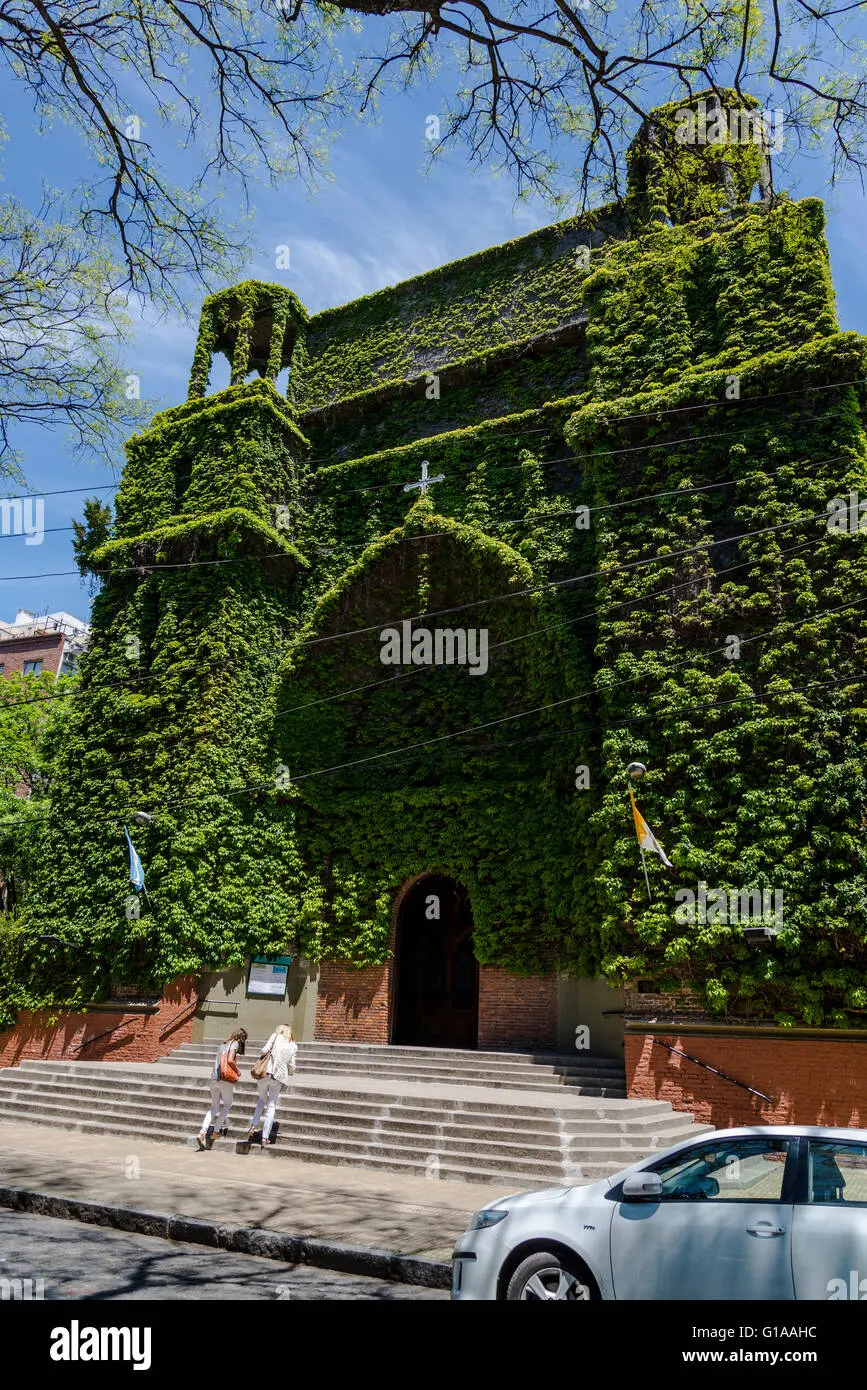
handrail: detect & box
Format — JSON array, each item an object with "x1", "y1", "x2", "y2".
[
  {"x1": 74, "y1": 1015, "x2": 141, "y2": 1053},
  {"x1": 158, "y1": 997, "x2": 201, "y2": 1034},
  {"x1": 73, "y1": 996, "x2": 201, "y2": 1053},
  {"x1": 651, "y1": 1037, "x2": 774, "y2": 1104}
]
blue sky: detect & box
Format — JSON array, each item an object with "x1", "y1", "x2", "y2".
[{"x1": 2, "y1": 38, "x2": 867, "y2": 624}]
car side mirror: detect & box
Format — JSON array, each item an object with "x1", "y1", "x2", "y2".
[{"x1": 621, "y1": 1172, "x2": 663, "y2": 1201}]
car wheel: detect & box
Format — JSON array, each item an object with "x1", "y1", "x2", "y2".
[{"x1": 506, "y1": 1251, "x2": 592, "y2": 1301}]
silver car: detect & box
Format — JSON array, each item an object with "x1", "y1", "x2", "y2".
[{"x1": 452, "y1": 1125, "x2": 867, "y2": 1300}]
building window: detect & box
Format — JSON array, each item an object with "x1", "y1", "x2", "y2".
[
  {"x1": 23, "y1": 660, "x2": 42, "y2": 675},
  {"x1": 0, "y1": 663, "x2": 4, "y2": 674}
]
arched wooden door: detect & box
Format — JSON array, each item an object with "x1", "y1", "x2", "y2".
[{"x1": 392, "y1": 875, "x2": 479, "y2": 1048}]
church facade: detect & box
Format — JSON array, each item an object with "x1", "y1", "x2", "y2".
[{"x1": 3, "y1": 95, "x2": 867, "y2": 1125}]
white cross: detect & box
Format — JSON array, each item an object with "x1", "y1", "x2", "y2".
[{"x1": 403, "y1": 459, "x2": 444, "y2": 496}]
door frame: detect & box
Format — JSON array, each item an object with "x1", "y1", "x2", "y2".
[{"x1": 388, "y1": 870, "x2": 478, "y2": 1046}]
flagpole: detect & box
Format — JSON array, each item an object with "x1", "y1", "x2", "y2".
[
  {"x1": 639, "y1": 844, "x2": 652, "y2": 902},
  {"x1": 628, "y1": 780, "x2": 654, "y2": 901}
]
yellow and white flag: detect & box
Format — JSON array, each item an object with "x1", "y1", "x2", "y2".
[{"x1": 629, "y1": 788, "x2": 673, "y2": 868}]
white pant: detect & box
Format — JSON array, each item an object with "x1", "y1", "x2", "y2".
[
  {"x1": 202, "y1": 1080, "x2": 235, "y2": 1133},
  {"x1": 249, "y1": 1077, "x2": 284, "y2": 1140}
]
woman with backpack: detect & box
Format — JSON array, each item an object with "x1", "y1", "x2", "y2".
[
  {"x1": 196, "y1": 1028, "x2": 248, "y2": 1150},
  {"x1": 246, "y1": 1024, "x2": 297, "y2": 1146}
]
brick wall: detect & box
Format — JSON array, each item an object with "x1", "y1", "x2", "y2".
[
  {"x1": 314, "y1": 960, "x2": 393, "y2": 1043},
  {"x1": 626, "y1": 1031, "x2": 867, "y2": 1129},
  {"x1": 0, "y1": 632, "x2": 64, "y2": 679},
  {"x1": 0, "y1": 975, "x2": 199, "y2": 1068},
  {"x1": 478, "y1": 967, "x2": 558, "y2": 1051},
  {"x1": 314, "y1": 959, "x2": 559, "y2": 1050},
  {"x1": 622, "y1": 988, "x2": 710, "y2": 1021}
]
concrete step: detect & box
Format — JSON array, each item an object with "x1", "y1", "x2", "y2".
[
  {"x1": 0, "y1": 1085, "x2": 692, "y2": 1166},
  {"x1": 12, "y1": 1059, "x2": 647, "y2": 1116},
  {"x1": 172, "y1": 1039, "x2": 625, "y2": 1072},
  {"x1": 0, "y1": 1092, "x2": 667, "y2": 1172},
  {"x1": 173, "y1": 1039, "x2": 626, "y2": 1069},
  {"x1": 0, "y1": 1107, "x2": 608, "y2": 1186},
  {"x1": 0, "y1": 1074, "x2": 707, "y2": 1142},
  {"x1": 0, "y1": 1070, "x2": 624, "y2": 1126},
  {"x1": 0, "y1": 1054, "x2": 711, "y2": 1185},
  {"x1": 177, "y1": 1054, "x2": 626, "y2": 1086},
  {"x1": 163, "y1": 1048, "x2": 628, "y2": 1096}
]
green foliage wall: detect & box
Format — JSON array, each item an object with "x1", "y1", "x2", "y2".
[
  {"x1": 292, "y1": 210, "x2": 624, "y2": 411},
  {"x1": 3, "y1": 142, "x2": 867, "y2": 1029}
]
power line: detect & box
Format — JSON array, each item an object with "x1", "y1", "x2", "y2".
[
  {"x1": 306, "y1": 450, "x2": 856, "y2": 556},
  {"x1": 0, "y1": 493, "x2": 845, "y2": 715},
  {"x1": 0, "y1": 532, "x2": 828, "y2": 784},
  {"x1": 275, "y1": 596, "x2": 867, "y2": 783},
  {"x1": 270, "y1": 532, "x2": 826, "y2": 726},
  {"x1": 303, "y1": 374, "x2": 867, "y2": 485},
  {"x1": 6, "y1": 574, "x2": 865, "y2": 809},
  {"x1": 0, "y1": 483, "x2": 117, "y2": 503},
  {"x1": 4, "y1": 664, "x2": 863, "y2": 832},
  {"x1": 295, "y1": 508, "x2": 834, "y2": 650}
]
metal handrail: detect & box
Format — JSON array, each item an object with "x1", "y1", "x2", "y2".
[
  {"x1": 73, "y1": 996, "x2": 201, "y2": 1053},
  {"x1": 158, "y1": 997, "x2": 201, "y2": 1034},
  {"x1": 74, "y1": 1015, "x2": 142, "y2": 1053},
  {"x1": 651, "y1": 1037, "x2": 774, "y2": 1104}
]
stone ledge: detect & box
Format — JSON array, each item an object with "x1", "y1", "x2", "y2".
[
  {"x1": 82, "y1": 1001, "x2": 160, "y2": 1015},
  {"x1": 626, "y1": 1021, "x2": 867, "y2": 1042}
]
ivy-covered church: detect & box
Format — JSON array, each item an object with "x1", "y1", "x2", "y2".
[{"x1": 3, "y1": 93, "x2": 867, "y2": 1120}]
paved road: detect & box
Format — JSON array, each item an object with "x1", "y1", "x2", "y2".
[{"x1": 0, "y1": 1211, "x2": 448, "y2": 1301}]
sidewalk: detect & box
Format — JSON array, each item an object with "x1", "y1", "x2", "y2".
[{"x1": 0, "y1": 1120, "x2": 512, "y2": 1263}]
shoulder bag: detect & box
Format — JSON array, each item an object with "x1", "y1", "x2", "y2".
[
  {"x1": 219, "y1": 1046, "x2": 241, "y2": 1084},
  {"x1": 250, "y1": 1048, "x2": 271, "y2": 1082}
]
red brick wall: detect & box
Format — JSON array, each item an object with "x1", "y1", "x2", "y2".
[
  {"x1": 0, "y1": 975, "x2": 199, "y2": 1068},
  {"x1": 314, "y1": 959, "x2": 559, "y2": 1050},
  {"x1": 478, "y1": 967, "x2": 558, "y2": 1051},
  {"x1": 626, "y1": 1032, "x2": 867, "y2": 1129},
  {"x1": 314, "y1": 961, "x2": 392, "y2": 1043},
  {"x1": 0, "y1": 633, "x2": 64, "y2": 679}
]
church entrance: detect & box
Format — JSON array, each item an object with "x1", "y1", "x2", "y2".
[{"x1": 392, "y1": 875, "x2": 479, "y2": 1048}]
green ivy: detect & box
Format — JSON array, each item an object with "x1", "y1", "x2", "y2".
[{"x1": 3, "y1": 104, "x2": 867, "y2": 1030}]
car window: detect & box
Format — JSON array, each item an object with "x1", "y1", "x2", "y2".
[
  {"x1": 807, "y1": 1140, "x2": 867, "y2": 1205},
  {"x1": 648, "y1": 1138, "x2": 791, "y2": 1201}
]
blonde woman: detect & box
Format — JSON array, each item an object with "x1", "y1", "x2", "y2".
[{"x1": 247, "y1": 1024, "x2": 297, "y2": 1146}]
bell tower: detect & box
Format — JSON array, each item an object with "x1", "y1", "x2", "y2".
[
  {"x1": 627, "y1": 90, "x2": 775, "y2": 225},
  {"x1": 187, "y1": 280, "x2": 308, "y2": 399}
]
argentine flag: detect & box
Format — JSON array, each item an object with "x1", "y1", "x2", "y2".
[{"x1": 124, "y1": 826, "x2": 146, "y2": 892}]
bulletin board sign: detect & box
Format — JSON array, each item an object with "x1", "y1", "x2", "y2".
[{"x1": 246, "y1": 955, "x2": 292, "y2": 999}]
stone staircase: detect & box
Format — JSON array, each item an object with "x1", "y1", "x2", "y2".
[
  {"x1": 169, "y1": 1038, "x2": 631, "y2": 1097},
  {"x1": 0, "y1": 1042, "x2": 714, "y2": 1188}
]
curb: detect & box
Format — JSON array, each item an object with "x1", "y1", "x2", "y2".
[{"x1": 0, "y1": 1186, "x2": 452, "y2": 1290}]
